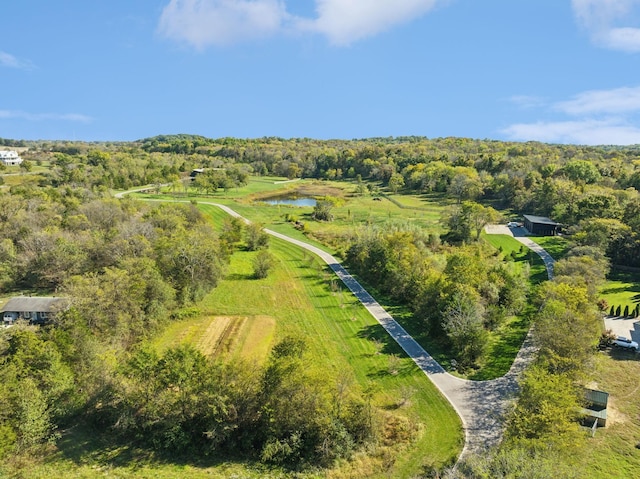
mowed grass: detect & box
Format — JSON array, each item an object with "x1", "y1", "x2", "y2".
[
  {"x1": 153, "y1": 314, "x2": 276, "y2": 364},
  {"x1": 482, "y1": 233, "x2": 549, "y2": 283},
  {"x1": 140, "y1": 178, "x2": 449, "y2": 246},
  {"x1": 599, "y1": 270, "x2": 640, "y2": 310},
  {"x1": 530, "y1": 235, "x2": 570, "y2": 260}
]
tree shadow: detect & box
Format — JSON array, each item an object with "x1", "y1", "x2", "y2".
[
  {"x1": 357, "y1": 323, "x2": 405, "y2": 356},
  {"x1": 224, "y1": 273, "x2": 254, "y2": 281},
  {"x1": 55, "y1": 419, "x2": 261, "y2": 472}
]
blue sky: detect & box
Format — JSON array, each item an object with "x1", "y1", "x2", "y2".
[{"x1": 2, "y1": 0, "x2": 640, "y2": 145}]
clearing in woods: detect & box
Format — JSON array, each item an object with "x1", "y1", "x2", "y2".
[{"x1": 154, "y1": 315, "x2": 276, "y2": 362}]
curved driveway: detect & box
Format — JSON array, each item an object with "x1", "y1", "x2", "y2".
[
  {"x1": 209, "y1": 205, "x2": 554, "y2": 458},
  {"x1": 126, "y1": 195, "x2": 553, "y2": 460}
]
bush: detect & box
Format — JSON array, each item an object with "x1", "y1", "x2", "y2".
[{"x1": 253, "y1": 250, "x2": 275, "y2": 279}]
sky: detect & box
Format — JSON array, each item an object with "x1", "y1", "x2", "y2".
[{"x1": 2, "y1": 0, "x2": 640, "y2": 145}]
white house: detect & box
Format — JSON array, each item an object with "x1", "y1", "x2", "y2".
[{"x1": 0, "y1": 150, "x2": 23, "y2": 166}]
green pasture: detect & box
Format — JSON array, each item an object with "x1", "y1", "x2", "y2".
[
  {"x1": 136, "y1": 178, "x2": 449, "y2": 251},
  {"x1": 482, "y1": 233, "x2": 548, "y2": 283},
  {"x1": 197, "y1": 201, "x2": 535, "y2": 381}
]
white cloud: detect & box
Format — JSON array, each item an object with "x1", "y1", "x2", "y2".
[
  {"x1": 158, "y1": 0, "x2": 444, "y2": 48},
  {"x1": 158, "y1": 0, "x2": 290, "y2": 49},
  {"x1": 504, "y1": 84, "x2": 640, "y2": 145},
  {"x1": 572, "y1": 0, "x2": 640, "y2": 51},
  {"x1": 0, "y1": 51, "x2": 34, "y2": 70},
  {"x1": 0, "y1": 110, "x2": 92, "y2": 122},
  {"x1": 508, "y1": 95, "x2": 547, "y2": 109},
  {"x1": 502, "y1": 119, "x2": 640, "y2": 145},
  {"x1": 300, "y1": 0, "x2": 441, "y2": 46},
  {"x1": 603, "y1": 26, "x2": 640, "y2": 50},
  {"x1": 556, "y1": 85, "x2": 640, "y2": 114}
]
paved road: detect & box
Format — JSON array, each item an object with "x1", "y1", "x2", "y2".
[
  {"x1": 123, "y1": 194, "x2": 553, "y2": 460},
  {"x1": 604, "y1": 315, "x2": 640, "y2": 343}
]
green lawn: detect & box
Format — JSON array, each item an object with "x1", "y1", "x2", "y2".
[
  {"x1": 482, "y1": 233, "x2": 548, "y2": 283},
  {"x1": 599, "y1": 270, "x2": 640, "y2": 312},
  {"x1": 530, "y1": 235, "x2": 571, "y2": 260}
]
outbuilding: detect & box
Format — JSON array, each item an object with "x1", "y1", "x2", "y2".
[
  {"x1": 523, "y1": 214, "x2": 561, "y2": 236},
  {"x1": 582, "y1": 388, "x2": 609, "y2": 428},
  {"x1": 1, "y1": 296, "x2": 69, "y2": 326}
]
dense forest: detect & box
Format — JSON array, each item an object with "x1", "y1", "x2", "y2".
[{"x1": 0, "y1": 134, "x2": 639, "y2": 477}]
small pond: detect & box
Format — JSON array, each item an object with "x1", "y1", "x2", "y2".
[{"x1": 262, "y1": 195, "x2": 317, "y2": 207}]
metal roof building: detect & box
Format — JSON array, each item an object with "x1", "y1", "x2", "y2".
[{"x1": 523, "y1": 214, "x2": 561, "y2": 236}]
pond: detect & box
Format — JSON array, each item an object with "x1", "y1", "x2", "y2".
[{"x1": 262, "y1": 196, "x2": 317, "y2": 207}]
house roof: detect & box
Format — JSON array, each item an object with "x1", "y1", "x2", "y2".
[
  {"x1": 523, "y1": 214, "x2": 560, "y2": 226},
  {"x1": 1, "y1": 297, "x2": 69, "y2": 313}
]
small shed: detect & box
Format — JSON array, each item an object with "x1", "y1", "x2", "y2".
[
  {"x1": 523, "y1": 214, "x2": 561, "y2": 236},
  {"x1": 1, "y1": 297, "x2": 69, "y2": 326},
  {"x1": 581, "y1": 388, "x2": 609, "y2": 428}
]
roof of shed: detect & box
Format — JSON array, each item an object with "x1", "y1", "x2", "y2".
[
  {"x1": 523, "y1": 214, "x2": 560, "y2": 226},
  {"x1": 585, "y1": 388, "x2": 609, "y2": 407},
  {"x1": 1, "y1": 297, "x2": 69, "y2": 313}
]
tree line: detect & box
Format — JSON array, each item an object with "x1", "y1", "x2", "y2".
[{"x1": 18, "y1": 134, "x2": 640, "y2": 267}]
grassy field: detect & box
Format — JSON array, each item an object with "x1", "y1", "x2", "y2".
[
  {"x1": 139, "y1": 178, "x2": 449, "y2": 246},
  {"x1": 190, "y1": 229, "x2": 463, "y2": 476},
  {"x1": 153, "y1": 314, "x2": 277, "y2": 363},
  {"x1": 139, "y1": 186, "x2": 540, "y2": 382}
]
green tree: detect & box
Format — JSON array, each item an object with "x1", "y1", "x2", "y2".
[
  {"x1": 220, "y1": 216, "x2": 244, "y2": 250},
  {"x1": 19, "y1": 160, "x2": 33, "y2": 173},
  {"x1": 534, "y1": 281, "x2": 601, "y2": 377},
  {"x1": 442, "y1": 289, "x2": 487, "y2": 368},
  {"x1": 253, "y1": 250, "x2": 275, "y2": 279},
  {"x1": 388, "y1": 172, "x2": 405, "y2": 193},
  {"x1": 245, "y1": 223, "x2": 269, "y2": 251},
  {"x1": 313, "y1": 200, "x2": 334, "y2": 221},
  {"x1": 506, "y1": 366, "x2": 582, "y2": 443},
  {"x1": 463, "y1": 201, "x2": 500, "y2": 240},
  {"x1": 155, "y1": 225, "x2": 227, "y2": 303},
  {"x1": 563, "y1": 159, "x2": 601, "y2": 184}
]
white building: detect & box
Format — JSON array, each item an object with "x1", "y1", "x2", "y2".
[{"x1": 0, "y1": 150, "x2": 23, "y2": 166}]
